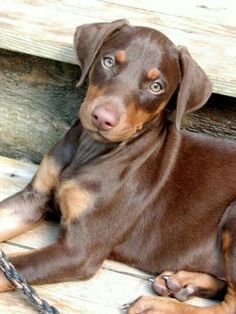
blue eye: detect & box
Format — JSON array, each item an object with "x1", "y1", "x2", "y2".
[
  {"x1": 102, "y1": 56, "x2": 115, "y2": 68},
  {"x1": 149, "y1": 82, "x2": 163, "y2": 94}
]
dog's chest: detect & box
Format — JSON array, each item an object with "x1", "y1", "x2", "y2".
[{"x1": 70, "y1": 140, "x2": 160, "y2": 220}]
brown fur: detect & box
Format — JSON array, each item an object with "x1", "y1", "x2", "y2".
[{"x1": 0, "y1": 20, "x2": 235, "y2": 314}]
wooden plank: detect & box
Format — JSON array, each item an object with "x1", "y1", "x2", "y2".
[
  {"x1": 0, "y1": 156, "x2": 218, "y2": 313},
  {"x1": 0, "y1": 155, "x2": 37, "y2": 199},
  {"x1": 183, "y1": 94, "x2": 236, "y2": 141},
  {"x1": 0, "y1": 49, "x2": 84, "y2": 163},
  {"x1": 0, "y1": 1, "x2": 235, "y2": 97},
  {"x1": 108, "y1": 0, "x2": 236, "y2": 24}
]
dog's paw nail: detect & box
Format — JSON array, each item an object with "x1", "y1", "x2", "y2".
[
  {"x1": 166, "y1": 278, "x2": 181, "y2": 292},
  {"x1": 162, "y1": 275, "x2": 170, "y2": 280},
  {"x1": 120, "y1": 303, "x2": 131, "y2": 310},
  {"x1": 147, "y1": 277, "x2": 155, "y2": 283}
]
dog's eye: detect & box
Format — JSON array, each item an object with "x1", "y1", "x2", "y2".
[
  {"x1": 149, "y1": 82, "x2": 163, "y2": 94},
  {"x1": 102, "y1": 56, "x2": 115, "y2": 68}
]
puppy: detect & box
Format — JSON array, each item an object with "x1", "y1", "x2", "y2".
[{"x1": 0, "y1": 20, "x2": 235, "y2": 314}]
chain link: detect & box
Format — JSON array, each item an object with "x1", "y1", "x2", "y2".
[{"x1": 0, "y1": 249, "x2": 60, "y2": 314}]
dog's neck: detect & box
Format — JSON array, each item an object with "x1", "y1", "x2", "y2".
[
  {"x1": 130, "y1": 111, "x2": 167, "y2": 141},
  {"x1": 74, "y1": 112, "x2": 169, "y2": 169}
]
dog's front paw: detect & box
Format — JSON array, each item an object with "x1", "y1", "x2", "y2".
[
  {"x1": 126, "y1": 295, "x2": 180, "y2": 314},
  {"x1": 153, "y1": 270, "x2": 226, "y2": 302},
  {"x1": 153, "y1": 271, "x2": 196, "y2": 301}
]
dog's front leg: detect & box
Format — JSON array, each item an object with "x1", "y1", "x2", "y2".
[
  {"x1": 0, "y1": 173, "x2": 140, "y2": 291},
  {"x1": 0, "y1": 121, "x2": 84, "y2": 242},
  {"x1": 0, "y1": 216, "x2": 111, "y2": 291}
]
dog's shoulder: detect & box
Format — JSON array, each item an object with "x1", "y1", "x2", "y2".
[{"x1": 178, "y1": 130, "x2": 236, "y2": 181}]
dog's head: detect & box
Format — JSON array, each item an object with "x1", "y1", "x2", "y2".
[{"x1": 74, "y1": 19, "x2": 212, "y2": 142}]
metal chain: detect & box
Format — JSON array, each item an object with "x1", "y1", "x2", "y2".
[{"x1": 0, "y1": 249, "x2": 60, "y2": 314}]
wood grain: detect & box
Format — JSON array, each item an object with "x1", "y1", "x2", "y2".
[
  {"x1": 0, "y1": 0, "x2": 235, "y2": 97},
  {"x1": 184, "y1": 94, "x2": 236, "y2": 141},
  {"x1": 0, "y1": 49, "x2": 85, "y2": 163},
  {"x1": 0, "y1": 156, "x2": 217, "y2": 313}
]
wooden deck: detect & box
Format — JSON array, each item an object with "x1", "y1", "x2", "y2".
[
  {"x1": 0, "y1": 0, "x2": 236, "y2": 97},
  {"x1": 0, "y1": 156, "x2": 217, "y2": 313}
]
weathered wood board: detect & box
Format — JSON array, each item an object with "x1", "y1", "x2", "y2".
[
  {"x1": 0, "y1": 0, "x2": 235, "y2": 97},
  {"x1": 183, "y1": 94, "x2": 236, "y2": 140},
  {"x1": 0, "y1": 49, "x2": 84, "y2": 163},
  {"x1": 0, "y1": 156, "x2": 217, "y2": 313}
]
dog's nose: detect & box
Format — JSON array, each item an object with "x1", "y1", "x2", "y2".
[{"x1": 91, "y1": 106, "x2": 120, "y2": 131}]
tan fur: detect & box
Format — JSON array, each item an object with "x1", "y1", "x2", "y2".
[
  {"x1": 222, "y1": 230, "x2": 232, "y2": 254},
  {"x1": 33, "y1": 155, "x2": 61, "y2": 195},
  {"x1": 219, "y1": 231, "x2": 236, "y2": 313},
  {"x1": 222, "y1": 230, "x2": 233, "y2": 286},
  {"x1": 126, "y1": 101, "x2": 167, "y2": 132},
  {"x1": 126, "y1": 102, "x2": 147, "y2": 130},
  {"x1": 57, "y1": 180, "x2": 94, "y2": 223},
  {"x1": 147, "y1": 68, "x2": 160, "y2": 80},
  {"x1": 154, "y1": 101, "x2": 167, "y2": 115},
  {"x1": 116, "y1": 50, "x2": 126, "y2": 63},
  {"x1": 84, "y1": 84, "x2": 107, "y2": 102},
  {"x1": 158, "y1": 270, "x2": 225, "y2": 293}
]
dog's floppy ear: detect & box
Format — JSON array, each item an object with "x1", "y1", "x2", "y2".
[
  {"x1": 74, "y1": 19, "x2": 128, "y2": 86},
  {"x1": 175, "y1": 46, "x2": 212, "y2": 130}
]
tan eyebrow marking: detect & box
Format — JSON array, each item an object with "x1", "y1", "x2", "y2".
[
  {"x1": 116, "y1": 50, "x2": 126, "y2": 63},
  {"x1": 147, "y1": 68, "x2": 161, "y2": 80}
]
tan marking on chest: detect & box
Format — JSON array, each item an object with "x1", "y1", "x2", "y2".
[
  {"x1": 33, "y1": 155, "x2": 61, "y2": 195},
  {"x1": 57, "y1": 179, "x2": 94, "y2": 223}
]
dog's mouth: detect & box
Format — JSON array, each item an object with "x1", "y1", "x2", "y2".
[
  {"x1": 80, "y1": 110, "x2": 126, "y2": 142},
  {"x1": 87, "y1": 129, "x2": 111, "y2": 142},
  {"x1": 79, "y1": 104, "x2": 146, "y2": 143},
  {"x1": 83, "y1": 122, "x2": 136, "y2": 143}
]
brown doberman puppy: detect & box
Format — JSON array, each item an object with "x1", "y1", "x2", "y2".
[{"x1": 0, "y1": 19, "x2": 235, "y2": 314}]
